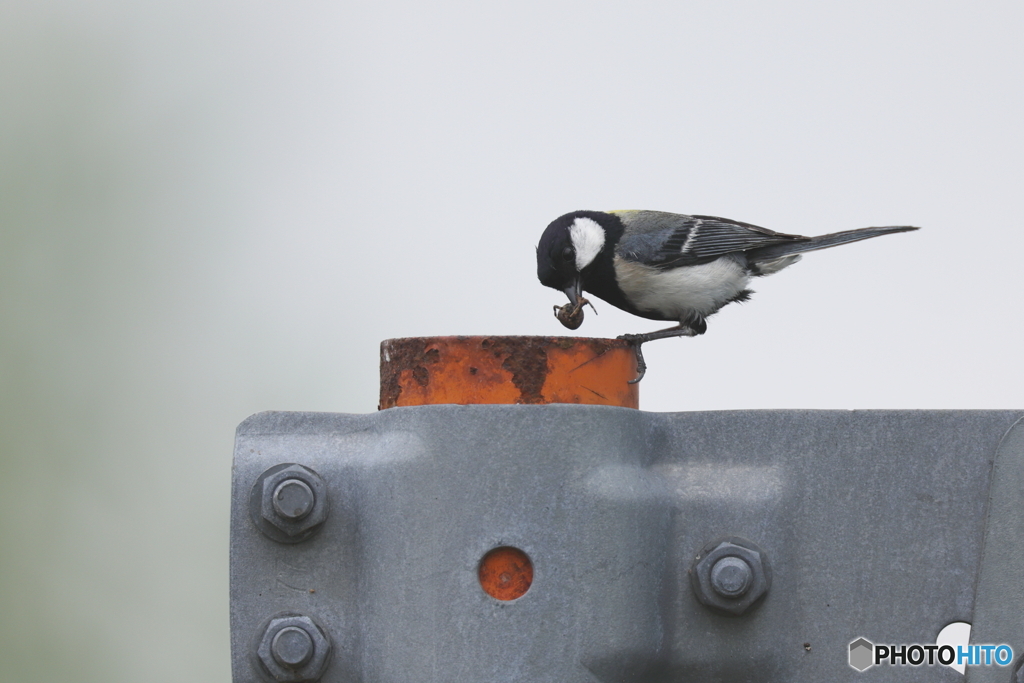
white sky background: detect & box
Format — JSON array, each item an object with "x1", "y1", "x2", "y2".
[{"x1": 1, "y1": 1, "x2": 1022, "y2": 681}]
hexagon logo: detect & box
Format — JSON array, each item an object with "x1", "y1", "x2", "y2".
[{"x1": 849, "y1": 637, "x2": 874, "y2": 671}]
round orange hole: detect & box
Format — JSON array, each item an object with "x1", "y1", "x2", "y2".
[{"x1": 478, "y1": 546, "x2": 533, "y2": 601}]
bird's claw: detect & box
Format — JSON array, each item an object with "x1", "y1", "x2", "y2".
[{"x1": 617, "y1": 334, "x2": 647, "y2": 384}]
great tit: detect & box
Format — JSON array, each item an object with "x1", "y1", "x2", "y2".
[{"x1": 536, "y1": 210, "x2": 918, "y2": 382}]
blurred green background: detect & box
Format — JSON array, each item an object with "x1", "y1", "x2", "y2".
[{"x1": 2, "y1": 1, "x2": 1021, "y2": 681}]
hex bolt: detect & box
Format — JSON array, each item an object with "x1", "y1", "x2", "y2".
[
  {"x1": 273, "y1": 479, "x2": 315, "y2": 521},
  {"x1": 690, "y1": 537, "x2": 771, "y2": 616},
  {"x1": 256, "y1": 614, "x2": 332, "y2": 683},
  {"x1": 249, "y1": 463, "x2": 330, "y2": 544},
  {"x1": 710, "y1": 555, "x2": 753, "y2": 598},
  {"x1": 272, "y1": 626, "x2": 315, "y2": 668}
]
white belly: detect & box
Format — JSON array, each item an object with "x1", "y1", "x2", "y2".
[{"x1": 613, "y1": 256, "x2": 750, "y2": 320}]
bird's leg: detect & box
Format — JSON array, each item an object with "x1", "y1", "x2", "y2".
[{"x1": 618, "y1": 324, "x2": 702, "y2": 384}]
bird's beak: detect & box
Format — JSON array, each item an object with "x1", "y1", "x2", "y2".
[{"x1": 562, "y1": 279, "x2": 581, "y2": 307}]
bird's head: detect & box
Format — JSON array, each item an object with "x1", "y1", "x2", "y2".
[{"x1": 536, "y1": 211, "x2": 612, "y2": 306}]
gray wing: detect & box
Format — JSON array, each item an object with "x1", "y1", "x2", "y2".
[{"x1": 612, "y1": 211, "x2": 811, "y2": 269}]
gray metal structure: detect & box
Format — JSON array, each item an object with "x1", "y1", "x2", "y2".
[{"x1": 230, "y1": 406, "x2": 1024, "y2": 682}]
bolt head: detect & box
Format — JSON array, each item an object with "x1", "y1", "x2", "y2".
[
  {"x1": 273, "y1": 479, "x2": 315, "y2": 521},
  {"x1": 710, "y1": 555, "x2": 753, "y2": 598},
  {"x1": 272, "y1": 626, "x2": 314, "y2": 668},
  {"x1": 256, "y1": 614, "x2": 331, "y2": 683},
  {"x1": 249, "y1": 464, "x2": 329, "y2": 544},
  {"x1": 691, "y1": 537, "x2": 771, "y2": 616}
]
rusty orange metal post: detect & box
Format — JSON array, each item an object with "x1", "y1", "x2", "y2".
[{"x1": 379, "y1": 336, "x2": 639, "y2": 409}]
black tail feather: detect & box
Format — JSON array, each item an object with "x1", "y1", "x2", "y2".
[{"x1": 748, "y1": 225, "x2": 919, "y2": 262}]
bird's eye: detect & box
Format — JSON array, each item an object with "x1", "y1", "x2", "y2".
[{"x1": 561, "y1": 246, "x2": 574, "y2": 262}]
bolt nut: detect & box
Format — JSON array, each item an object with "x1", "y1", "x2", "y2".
[
  {"x1": 690, "y1": 537, "x2": 771, "y2": 616},
  {"x1": 256, "y1": 614, "x2": 331, "y2": 683},
  {"x1": 249, "y1": 463, "x2": 329, "y2": 543}
]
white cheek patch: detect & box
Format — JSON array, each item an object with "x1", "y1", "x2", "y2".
[{"x1": 569, "y1": 217, "x2": 606, "y2": 270}]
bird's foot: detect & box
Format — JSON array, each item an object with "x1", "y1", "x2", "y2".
[
  {"x1": 617, "y1": 334, "x2": 649, "y2": 384},
  {"x1": 617, "y1": 324, "x2": 701, "y2": 384}
]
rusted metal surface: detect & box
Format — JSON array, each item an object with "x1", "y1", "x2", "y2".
[
  {"x1": 379, "y1": 336, "x2": 639, "y2": 409},
  {"x1": 478, "y1": 546, "x2": 533, "y2": 601}
]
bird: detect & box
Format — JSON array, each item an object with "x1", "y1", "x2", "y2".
[{"x1": 536, "y1": 210, "x2": 919, "y2": 383}]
